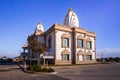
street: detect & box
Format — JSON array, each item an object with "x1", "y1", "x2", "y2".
[
  {"x1": 55, "y1": 63, "x2": 120, "y2": 80},
  {"x1": 0, "y1": 63, "x2": 120, "y2": 80},
  {"x1": 0, "y1": 63, "x2": 68, "y2": 80}
]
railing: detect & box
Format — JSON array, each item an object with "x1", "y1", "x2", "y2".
[{"x1": 44, "y1": 52, "x2": 54, "y2": 56}]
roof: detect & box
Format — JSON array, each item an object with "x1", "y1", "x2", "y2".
[{"x1": 22, "y1": 43, "x2": 28, "y2": 48}]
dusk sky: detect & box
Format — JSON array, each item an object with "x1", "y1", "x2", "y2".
[{"x1": 0, "y1": 0, "x2": 120, "y2": 58}]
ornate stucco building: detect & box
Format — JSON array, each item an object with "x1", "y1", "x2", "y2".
[{"x1": 23, "y1": 9, "x2": 96, "y2": 65}]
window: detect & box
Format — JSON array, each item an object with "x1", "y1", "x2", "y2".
[
  {"x1": 63, "y1": 54, "x2": 69, "y2": 61},
  {"x1": 63, "y1": 38, "x2": 69, "y2": 47},
  {"x1": 87, "y1": 55, "x2": 92, "y2": 60},
  {"x1": 78, "y1": 55, "x2": 84, "y2": 61},
  {"x1": 87, "y1": 41, "x2": 92, "y2": 49},
  {"x1": 78, "y1": 39, "x2": 83, "y2": 48},
  {"x1": 48, "y1": 36, "x2": 52, "y2": 48},
  {"x1": 48, "y1": 39, "x2": 51, "y2": 48}
]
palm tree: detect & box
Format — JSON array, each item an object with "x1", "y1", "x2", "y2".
[{"x1": 27, "y1": 34, "x2": 47, "y2": 66}]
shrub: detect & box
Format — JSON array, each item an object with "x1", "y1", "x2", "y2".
[
  {"x1": 41, "y1": 67, "x2": 55, "y2": 72},
  {"x1": 33, "y1": 65, "x2": 41, "y2": 72},
  {"x1": 26, "y1": 65, "x2": 55, "y2": 72},
  {"x1": 26, "y1": 66, "x2": 31, "y2": 70},
  {"x1": 41, "y1": 67, "x2": 48, "y2": 72},
  {"x1": 35, "y1": 67, "x2": 41, "y2": 72},
  {"x1": 47, "y1": 67, "x2": 55, "y2": 72},
  {"x1": 26, "y1": 66, "x2": 33, "y2": 71},
  {"x1": 26, "y1": 65, "x2": 41, "y2": 72}
]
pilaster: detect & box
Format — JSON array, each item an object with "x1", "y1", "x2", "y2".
[{"x1": 54, "y1": 30, "x2": 57, "y2": 65}]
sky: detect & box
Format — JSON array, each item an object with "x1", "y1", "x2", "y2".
[{"x1": 0, "y1": 0, "x2": 120, "y2": 58}]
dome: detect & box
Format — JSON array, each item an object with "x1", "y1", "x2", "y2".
[
  {"x1": 37, "y1": 22, "x2": 44, "y2": 32},
  {"x1": 64, "y1": 8, "x2": 79, "y2": 27},
  {"x1": 34, "y1": 22, "x2": 44, "y2": 35}
]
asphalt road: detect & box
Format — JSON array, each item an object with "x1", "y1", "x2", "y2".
[
  {"x1": 55, "y1": 63, "x2": 120, "y2": 80},
  {"x1": 0, "y1": 63, "x2": 69, "y2": 80},
  {"x1": 0, "y1": 63, "x2": 120, "y2": 80}
]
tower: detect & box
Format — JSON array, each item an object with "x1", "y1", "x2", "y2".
[
  {"x1": 64, "y1": 8, "x2": 79, "y2": 27},
  {"x1": 34, "y1": 22, "x2": 44, "y2": 35}
]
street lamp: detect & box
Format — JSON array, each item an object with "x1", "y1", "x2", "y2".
[
  {"x1": 101, "y1": 50, "x2": 106, "y2": 62},
  {"x1": 101, "y1": 52, "x2": 103, "y2": 61}
]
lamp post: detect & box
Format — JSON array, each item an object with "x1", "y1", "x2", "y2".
[
  {"x1": 101, "y1": 50, "x2": 106, "y2": 62},
  {"x1": 101, "y1": 52, "x2": 103, "y2": 61}
]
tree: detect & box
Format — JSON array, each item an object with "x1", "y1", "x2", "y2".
[{"x1": 27, "y1": 34, "x2": 47, "y2": 66}]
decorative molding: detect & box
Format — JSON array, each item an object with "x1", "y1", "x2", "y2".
[
  {"x1": 77, "y1": 35, "x2": 84, "y2": 39},
  {"x1": 86, "y1": 37, "x2": 92, "y2": 41},
  {"x1": 86, "y1": 51, "x2": 92, "y2": 55},
  {"x1": 61, "y1": 33, "x2": 70, "y2": 48},
  {"x1": 55, "y1": 60, "x2": 72, "y2": 65},
  {"x1": 77, "y1": 50, "x2": 84, "y2": 55},
  {"x1": 61, "y1": 32, "x2": 70, "y2": 38},
  {"x1": 62, "y1": 49, "x2": 70, "y2": 54}
]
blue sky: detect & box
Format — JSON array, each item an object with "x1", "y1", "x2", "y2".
[{"x1": 0, "y1": 0, "x2": 120, "y2": 58}]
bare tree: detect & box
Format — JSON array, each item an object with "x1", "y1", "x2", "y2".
[{"x1": 27, "y1": 34, "x2": 47, "y2": 66}]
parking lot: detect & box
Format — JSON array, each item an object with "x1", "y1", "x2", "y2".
[
  {"x1": 55, "y1": 63, "x2": 120, "y2": 80},
  {"x1": 0, "y1": 63, "x2": 120, "y2": 80}
]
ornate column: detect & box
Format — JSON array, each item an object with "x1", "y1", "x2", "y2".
[
  {"x1": 72, "y1": 28, "x2": 77, "y2": 64},
  {"x1": 94, "y1": 37, "x2": 96, "y2": 60},
  {"x1": 54, "y1": 30, "x2": 57, "y2": 65},
  {"x1": 84, "y1": 33, "x2": 86, "y2": 61}
]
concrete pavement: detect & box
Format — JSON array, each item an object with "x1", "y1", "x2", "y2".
[
  {"x1": 54, "y1": 63, "x2": 120, "y2": 80},
  {"x1": 0, "y1": 63, "x2": 120, "y2": 80},
  {"x1": 0, "y1": 63, "x2": 69, "y2": 80}
]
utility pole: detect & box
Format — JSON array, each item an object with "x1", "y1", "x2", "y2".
[{"x1": 101, "y1": 52, "x2": 103, "y2": 61}]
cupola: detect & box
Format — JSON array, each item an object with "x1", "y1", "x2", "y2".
[
  {"x1": 34, "y1": 22, "x2": 44, "y2": 35},
  {"x1": 64, "y1": 8, "x2": 79, "y2": 27}
]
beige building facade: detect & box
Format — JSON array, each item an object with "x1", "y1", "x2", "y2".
[{"x1": 23, "y1": 9, "x2": 96, "y2": 65}]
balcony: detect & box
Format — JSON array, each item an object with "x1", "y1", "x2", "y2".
[{"x1": 41, "y1": 52, "x2": 54, "y2": 59}]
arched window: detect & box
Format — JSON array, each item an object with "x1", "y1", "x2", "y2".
[
  {"x1": 77, "y1": 35, "x2": 84, "y2": 48},
  {"x1": 61, "y1": 33, "x2": 70, "y2": 48},
  {"x1": 61, "y1": 49, "x2": 70, "y2": 61},
  {"x1": 77, "y1": 50, "x2": 84, "y2": 61},
  {"x1": 86, "y1": 51, "x2": 92, "y2": 60},
  {"x1": 77, "y1": 39, "x2": 83, "y2": 48},
  {"x1": 86, "y1": 37, "x2": 92, "y2": 49},
  {"x1": 48, "y1": 35, "x2": 52, "y2": 48},
  {"x1": 87, "y1": 41, "x2": 91, "y2": 49}
]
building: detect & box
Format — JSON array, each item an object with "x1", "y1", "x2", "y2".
[
  {"x1": 22, "y1": 8, "x2": 96, "y2": 65},
  {"x1": 13, "y1": 56, "x2": 22, "y2": 62}
]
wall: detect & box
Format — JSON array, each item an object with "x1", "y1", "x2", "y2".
[
  {"x1": 76, "y1": 33, "x2": 85, "y2": 56},
  {"x1": 46, "y1": 31, "x2": 55, "y2": 56},
  {"x1": 55, "y1": 30, "x2": 72, "y2": 61},
  {"x1": 86, "y1": 36, "x2": 96, "y2": 60},
  {"x1": 37, "y1": 36, "x2": 45, "y2": 44}
]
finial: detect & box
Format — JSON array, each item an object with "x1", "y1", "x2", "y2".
[
  {"x1": 35, "y1": 22, "x2": 44, "y2": 35},
  {"x1": 64, "y1": 8, "x2": 79, "y2": 27},
  {"x1": 68, "y1": 8, "x2": 73, "y2": 12},
  {"x1": 38, "y1": 22, "x2": 41, "y2": 24}
]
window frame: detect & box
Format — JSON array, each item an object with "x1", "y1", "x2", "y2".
[
  {"x1": 62, "y1": 38, "x2": 69, "y2": 48},
  {"x1": 77, "y1": 39, "x2": 84, "y2": 48},
  {"x1": 87, "y1": 55, "x2": 92, "y2": 60},
  {"x1": 77, "y1": 54, "x2": 84, "y2": 61},
  {"x1": 48, "y1": 35, "x2": 52, "y2": 48},
  {"x1": 62, "y1": 54, "x2": 69, "y2": 61},
  {"x1": 87, "y1": 41, "x2": 92, "y2": 49}
]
